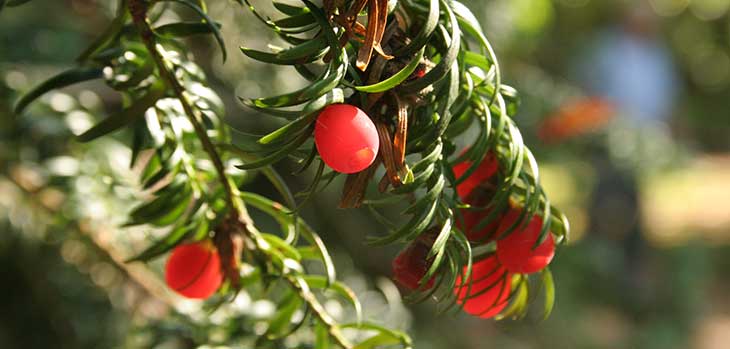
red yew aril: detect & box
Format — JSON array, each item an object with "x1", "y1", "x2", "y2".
[
  {"x1": 392, "y1": 240, "x2": 435, "y2": 290},
  {"x1": 454, "y1": 255, "x2": 512, "y2": 318},
  {"x1": 314, "y1": 104, "x2": 379, "y2": 174},
  {"x1": 496, "y1": 208, "x2": 555, "y2": 274},
  {"x1": 453, "y1": 150, "x2": 500, "y2": 241},
  {"x1": 458, "y1": 206, "x2": 500, "y2": 242},
  {"x1": 165, "y1": 241, "x2": 223, "y2": 299},
  {"x1": 453, "y1": 151, "x2": 501, "y2": 241},
  {"x1": 452, "y1": 150, "x2": 499, "y2": 201}
]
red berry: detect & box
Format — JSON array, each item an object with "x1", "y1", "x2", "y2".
[
  {"x1": 314, "y1": 104, "x2": 379, "y2": 174},
  {"x1": 414, "y1": 67, "x2": 427, "y2": 78},
  {"x1": 453, "y1": 150, "x2": 501, "y2": 242},
  {"x1": 392, "y1": 241, "x2": 435, "y2": 290},
  {"x1": 452, "y1": 151, "x2": 498, "y2": 201},
  {"x1": 454, "y1": 256, "x2": 512, "y2": 318},
  {"x1": 457, "y1": 206, "x2": 500, "y2": 242},
  {"x1": 165, "y1": 241, "x2": 223, "y2": 299},
  {"x1": 496, "y1": 208, "x2": 555, "y2": 274}
]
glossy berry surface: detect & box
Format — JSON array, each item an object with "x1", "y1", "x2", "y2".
[
  {"x1": 496, "y1": 208, "x2": 555, "y2": 274},
  {"x1": 165, "y1": 241, "x2": 223, "y2": 299},
  {"x1": 392, "y1": 241, "x2": 435, "y2": 290},
  {"x1": 454, "y1": 255, "x2": 512, "y2": 318},
  {"x1": 314, "y1": 104, "x2": 379, "y2": 174},
  {"x1": 452, "y1": 151, "x2": 499, "y2": 201}
]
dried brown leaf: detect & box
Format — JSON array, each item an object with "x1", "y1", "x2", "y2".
[
  {"x1": 356, "y1": 0, "x2": 379, "y2": 71},
  {"x1": 339, "y1": 162, "x2": 378, "y2": 208},
  {"x1": 214, "y1": 216, "x2": 245, "y2": 290},
  {"x1": 376, "y1": 121, "x2": 401, "y2": 187},
  {"x1": 345, "y1": 0, "x2": 368, "y2": 19},
  {"x1": 392, "y1": 93, "x2": 408, "y2": 172}
]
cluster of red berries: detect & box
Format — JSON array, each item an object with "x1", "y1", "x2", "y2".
[
  {"x1": 392, "y1": 151, "x2": 556, "y2": 318},
  {"x1": 162, "y1": 110, "x2": 556, "y2": 309}
]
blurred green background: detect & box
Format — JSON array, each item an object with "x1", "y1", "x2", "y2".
[{"x1": 2, "y1": 0, "x2": 730, "y2": 348}]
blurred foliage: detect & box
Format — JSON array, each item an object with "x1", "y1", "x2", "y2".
[{"x1": 464, "y1": 0, "x2": 730, "y2": 151}]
